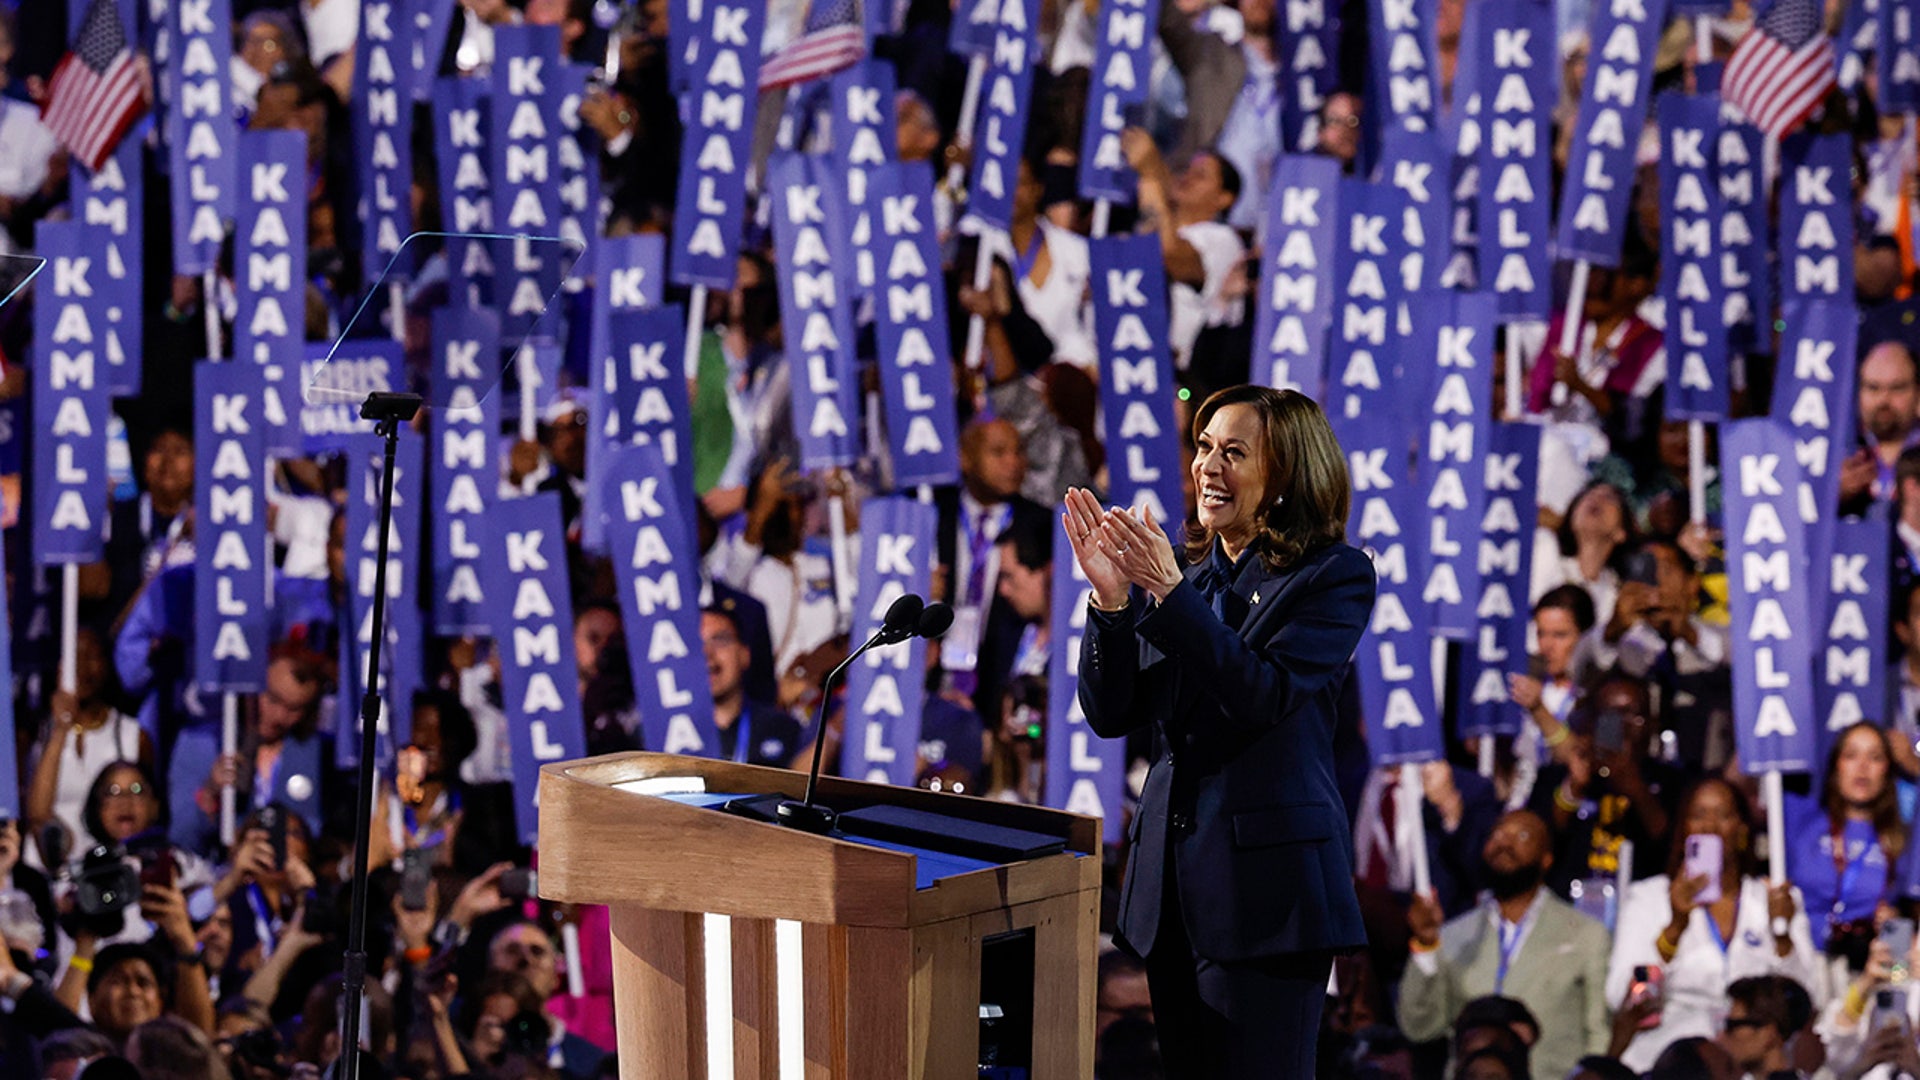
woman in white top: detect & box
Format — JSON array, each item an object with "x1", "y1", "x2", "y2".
[
  {"x1": 1606, "y1": 777, "x2": 1821, "y2": 1073},
  {"x1": 989, "y1": 159, "x2": 1096, "y2": 371},
  {"x1": 25, "y1": 629, "x2": 153, "y2": 864},
  {"x1": 1530, "y1": 480, "x2": 1632, "y2": 629},
  {"x1": 705, "y1": 458, "x2": 850, "y2": 682},
  {"x1": 1120, "y1": 130, "x2": 1246, "y2": 372}
]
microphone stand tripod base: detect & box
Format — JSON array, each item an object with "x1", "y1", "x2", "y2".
[{"x1": 775, "y1": 800, "x2": 837, "y2": 834}]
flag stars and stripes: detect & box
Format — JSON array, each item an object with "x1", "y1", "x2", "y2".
[
  {"x1": 1724, "y1": 0, "x2": 1838, "y2": 138},
  {"x1": 41, "y1": 0, "x2": 148, "y2": 172}
]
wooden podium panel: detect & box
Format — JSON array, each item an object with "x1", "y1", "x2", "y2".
[{"x1": 539, "y1": 753, "x2": 1102, "y2": 1080}]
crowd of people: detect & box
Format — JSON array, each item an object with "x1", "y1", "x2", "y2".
[{"x1": 0, "y1": 0, "x2": 1918, "y2": 1077}]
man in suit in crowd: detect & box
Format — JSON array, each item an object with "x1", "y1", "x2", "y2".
[
  {"x1": 172, "y1": 650, "x2": 331, "y2": 853},
  {"x1": 1399, "y1": 810, "x2": 1614, "y2": 1080},
  {"x1": 935, "y1": 418, "x2": 1051, "y2": 719}
]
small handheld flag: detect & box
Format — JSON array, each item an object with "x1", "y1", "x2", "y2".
[{"x1": 41, "y1": 0, "x2": 147, "y2": 172}]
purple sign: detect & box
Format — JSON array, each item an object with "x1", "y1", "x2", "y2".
[
  {"x1": 430, "y1": 308, "x2": 501, "y2": 635},
  {"x1": 193, "y1": 360, "x2": 269, "y2": 691},
  {"x1": 870, "y1": 163, "x2": 962, "y2": 488},
  {"x1": 166, "y1": 0, "x2": 236, "y2": 275},
  {"x1": 1554, "y1": 0, "x2": 1670, "y2": 265},
  {"x1": 1722, "y1": 419, "x2": 1820, "y2": 775},
  {"x1": 1077, "y1": 0, "x2": 1160, "y2": 200},
  {"x1": 670, "y1": 0, "x2": 766, "y2": 289},
  {"x1": 353, "y1": 0, "x2": 415, "y2": 283},
  {"x1": 70, "y1": 140, "x2": 143, "y2": 397},
  {"x1": 235, "y1": 131, "x2": 308, "y2": 457},
  {"x1": 966, "y1": 0, "x2": 1040, "y2": 230},
  {"x1": 32, "y1": 223, "x2": 110, "y2": 566},
  {"x1": 1089, "y1": 234, "x2": 1185, "y2": 532},
  {"x1": 1416, "y1": 292, "x2": 1496, "y2": 638},
  {"x1": 1046, "y1": 513, "x2": 1126, "y2": 843},
  {"x1": 1252, "y1": 157, "x2": 1340, "y2": 393},
  {"x1": 489, "y1": 490, "x2": 587, "y2": 840},
  {"x1": 769, "y1": 153, "x2": 861, "y2": 469},
  {"x1": 1459, "y1": 423, "x2": 1540, "y2": 737},
  {"x1": 841, "y1": 497, "x2": 938, "y2": 786},
  {"x1": 600, "y1": 443, "x2": 719, "y2": 757}
]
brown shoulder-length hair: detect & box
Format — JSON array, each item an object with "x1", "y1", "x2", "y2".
[
  {"x1": 1183, "y1": 386, "x2": 1350, "y2": 572},
  {"x1": 1823, "y1": 721, "x2": 1908, "y2": 863}
]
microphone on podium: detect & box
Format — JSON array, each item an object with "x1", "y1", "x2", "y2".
[{"x1": 777, "y1": 594, "x2": 952, "y2": 834}]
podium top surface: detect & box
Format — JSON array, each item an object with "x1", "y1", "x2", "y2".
[{"x1": 536, "y1": 753, "x2": 1102, "y2": 928}]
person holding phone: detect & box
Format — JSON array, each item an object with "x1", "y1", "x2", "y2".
[
  {"x1": 365, "y1": 690, "x2": 521, "y2": 877},
  {"x1": 1529, "y1": 675, "x2": 1683, "y2": 898},
  {"x1": 1586, "y1": 538, "x2": 1731, "y2": 765},
  {"x1": 1504, "y1": 585, "x2": 1598, "y2": 810},
  {"x1": 1069, "y1": 387, "x2": 1375, "y2": 1077},
  {"x1": 1823, "y1": 932, "x2": 1920, "y2": 1079},
  {"x1": 1604, "y1": 778, "x2": 1819, "y2": 1072}
]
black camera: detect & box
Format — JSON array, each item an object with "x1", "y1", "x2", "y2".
[
  {"x1": 501, "y1": 1010, "x2": 552, "y2": 1060},
  {"x1": 222, "y1": 1026, "x2": 289, "y2": 1079},
  {"x1": 71, "y1": 845, "x2": 139, "y2": 938}
]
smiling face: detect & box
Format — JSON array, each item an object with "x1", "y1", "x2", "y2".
[
  {"x1": 144, "y1": 430, "x2": 195, "y2": 513},
  {"x1": 1192, "y1": 404, "x2": 1270, "y2": 549},
  {"x1": 91, "y1": 957, "x2": 162, "y2": 1038}
]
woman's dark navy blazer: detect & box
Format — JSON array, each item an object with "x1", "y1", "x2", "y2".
[{"x1": 1079, "y1": 539, "x2": 1377, "y2": 964}]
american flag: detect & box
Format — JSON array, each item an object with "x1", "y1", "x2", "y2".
[
  {"x1": 1723, "y1": 0, "x2": 1836, "y2": 139},
  {"x1": 40, "y1": 0, "x2": 147, "y2": 173},
  {"x1": 759, "y1": 0, "x2": 867, "y2": 91}
]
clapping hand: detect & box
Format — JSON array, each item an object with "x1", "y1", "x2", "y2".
[
  {"x1": 1095, "y1": 503, "x2": 1182, "y2": 602},
  {"x1": 1063, "y1": 489, "x2": 1129, "y2": 609}
]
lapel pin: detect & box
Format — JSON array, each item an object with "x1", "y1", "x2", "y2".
[{"x1": 1252, "y1": 591, "x2": 1261, "y2": 605}]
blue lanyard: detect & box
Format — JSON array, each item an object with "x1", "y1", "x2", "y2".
[
  {"x1": 244, "y1": 883, "x2": 278, "y2": 955},
  {"x1": 404, "y1": 790, "x2": 461, "y2": 851},
  {"x1": 1703, "y1": 903, "x2": 1730, "y2": 955},
  {"x1": 1833, "y1": 832, "x2": 1877, "y2": 918},
  {"x1": 1494, "y1": 917, "x2": 1525, "y2": 994},
  {"x1": 729, "y1": 711, "x2": 755, "y2": 765},
  {"x1": 1013, "y1": 228, "x2": 1044, "y2": 284}
]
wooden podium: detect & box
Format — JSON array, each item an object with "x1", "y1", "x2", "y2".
[{"x1": 537, "y1": 753, "x2": 1103, "y2": 1080}]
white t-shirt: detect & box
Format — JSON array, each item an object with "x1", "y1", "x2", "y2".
[
  {"x1": 0, "y1": 100, "x2": 58, "y2": 202},
  {"x1": 707, "y1": 534, "x2": 849, "y2": 675},
  {"x1": 1168, "y1": 221, "x2": 1245, "y2": 370},
  {"x1": 987, "y1": 222, "x2": 1096, "y2": 369},
  {"x1": 302, "y1": 0, "x2": 360, "y2": 68}
]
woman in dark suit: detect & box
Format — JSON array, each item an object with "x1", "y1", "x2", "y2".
[{"x1": 1065, "y1": 385, "x2": 1377, "y2": 1077}]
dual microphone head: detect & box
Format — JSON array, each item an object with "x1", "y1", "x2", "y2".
[{"x1": 875, "y1": 593, "x2": 954, "y2": 646}]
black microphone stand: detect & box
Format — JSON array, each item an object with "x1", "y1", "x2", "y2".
[
  {"x1": 777, "y1": 600, "x2": 922, "y2": 834},
  {"x1": 338, "y1": 391, "x2": 422, "y2": 1080}
]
